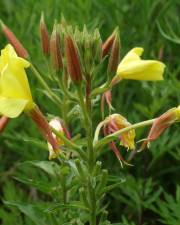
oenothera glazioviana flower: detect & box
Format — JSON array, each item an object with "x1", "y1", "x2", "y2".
[
  {"x1": 95, "y1": 114, "x2": 135, "y2": 166},
  {"x1": 0, "y1": 44, "x2": 59, "y2": 155},
  {"x1": 141, "y1": 105, "x2": 180, "y2": 150},
  {"x1": 112, "y1": 47, "x2": 166, "y2": 84},
  {"x1": 0, "y1": 44, "x2": 34, "y2": 117}
]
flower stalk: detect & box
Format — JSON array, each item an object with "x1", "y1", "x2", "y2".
[{"x1": 94, "y1": 119, "x2": 156, "y2": 150}]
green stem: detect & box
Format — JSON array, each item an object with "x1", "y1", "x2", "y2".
[
  {"x1": 77, "y1": 85, "x2": 94, "y2": 171},
  {"x1": 77, "y1": 84, "x2": 96, "y2": 225},
  {"x1": 94, "y1": 119, "x2": 155, "y2": 150},
  {"x1": 91, "y1": 80, "x2": 111, "y2": 97}
]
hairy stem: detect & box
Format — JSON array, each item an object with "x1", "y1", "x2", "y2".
[
  {"x1": 77, "y1": 85, "x2": 94, "y2": 172},
  {"x1": 77, "y1": 83, "x2": 97, "y2": 225}
]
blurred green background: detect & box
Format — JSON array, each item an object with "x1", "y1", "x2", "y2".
[{"x1": 0, "y1": 0, "x2": 180, "y2": 224}]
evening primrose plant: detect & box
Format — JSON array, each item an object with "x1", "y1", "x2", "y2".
[{"x1": 0, "y1": 16, "x2": 179, "y2": 225}]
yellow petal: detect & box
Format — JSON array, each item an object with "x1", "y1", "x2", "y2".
[
  {"x1": 120, "y1": 47, "x2": 144, "y2": 65},
  {"x1": 118, "y1": 60, "x2": 165, "y2": 80},
  {"x1": 121, "y1": 129, "x2": 136, "y2": 150},
  {"x1": 116, "y1": 47, "x2": 165, "y2": 81},
  {"x1": 112, "y1": 114, "x2": 136, "y2": 150},
  {"x1": 0, "y1": 44, "x2": 29, "y2": 71},
  {"x1": 0, "y1": 61, "x2": 33, "y2": 102},
  {"x1": 0, "y1": 97, "x2": 29, "y2": 118}
]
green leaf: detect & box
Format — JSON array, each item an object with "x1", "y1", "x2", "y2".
[
  {"x1": 44, "y1": 201, "x2": 89, "y2": 213},
  {"x1": 23, "y1": 160, "x2": 59, "y2": 177},
  {"x1": 4, "y1": 201, "x2": 46, "y2": 225},
  {"x1": 13, "y1": 176, "x2": 56, "y2": 193}
]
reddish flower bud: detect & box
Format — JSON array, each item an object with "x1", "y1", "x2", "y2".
[
  {"x1": 107, "y1": 33, "x2": 120, "y2": 74},
  {"x1": 30, "y1": 106, "x2": 59, "y2": 155},
  {"x1": 0, "y1": 116, "x2": 9, "y2": 133},
  {"x1": 0, "y1": 20, "x2": 28, "y2": 58},
  {"x1": 39, "y1": 13, "x2": 50, "y2": 55},
  {"x1": 64, "y1": 35, "x2": 82, "y2": 83},
  {"x1": 141, "y1": 107, "x2": 180, "y2": 150},
  {"x1": 102, "y1": 30, "x2": 116, "y2": 58},
  {"x1": 50, "y1": 24, "x2": 63, "y2": 71}
]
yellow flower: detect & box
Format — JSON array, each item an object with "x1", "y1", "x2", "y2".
[
  {"x1": 0, "y1": 44, "x2": 34, "y2": 118},
  {"x1": 115, "y1": 47, "x2": 165, "y2": 81},
  {"x1": 48, "y1": 118, "x2": 64, "y2": 160}
]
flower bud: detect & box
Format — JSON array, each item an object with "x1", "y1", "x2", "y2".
[
  {"x1": 64, "y1": 35, "x2": 82, "y2": 83},
  {"x1": 107, "y1": 32, "x2": 120, "y2": 75},
  {"x1": 50, "y1": 23, "x2": 63, "y2": 71},
  {"x1": 93, "y1": 29, "x2": 102, "y2": 64},
  {"x1": 141, "y1": 106, "x2": 180, "y2": 150},
  {"x1": 48, "y1": 118, "x2": 64, "y2": 160},
  {"x1": 0, "y1": 20, "x2": 28, "y2": 58},
  {"x1": 0, "y1": 116, "x2": 9, "y2": 133},
  {"x1": 39, "y1": 13, "x2": 50, "y2": 55},
  {"x1": 102, "y1": 28, "x2": 117, "y2": 58}
]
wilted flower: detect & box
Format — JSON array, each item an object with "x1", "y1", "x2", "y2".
[
  {"x1": 96, "y1": 114, "x2": 135, "y2": 166},
  {"x1": 112, "y1": 47, "x2": 165, "y2": 85},
  {"x1": 105, "y1": 114, "x2": 136, "y2": 150},
  {"x1": 141, "y1": 106, "x2": 180, "y2": 150}
]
